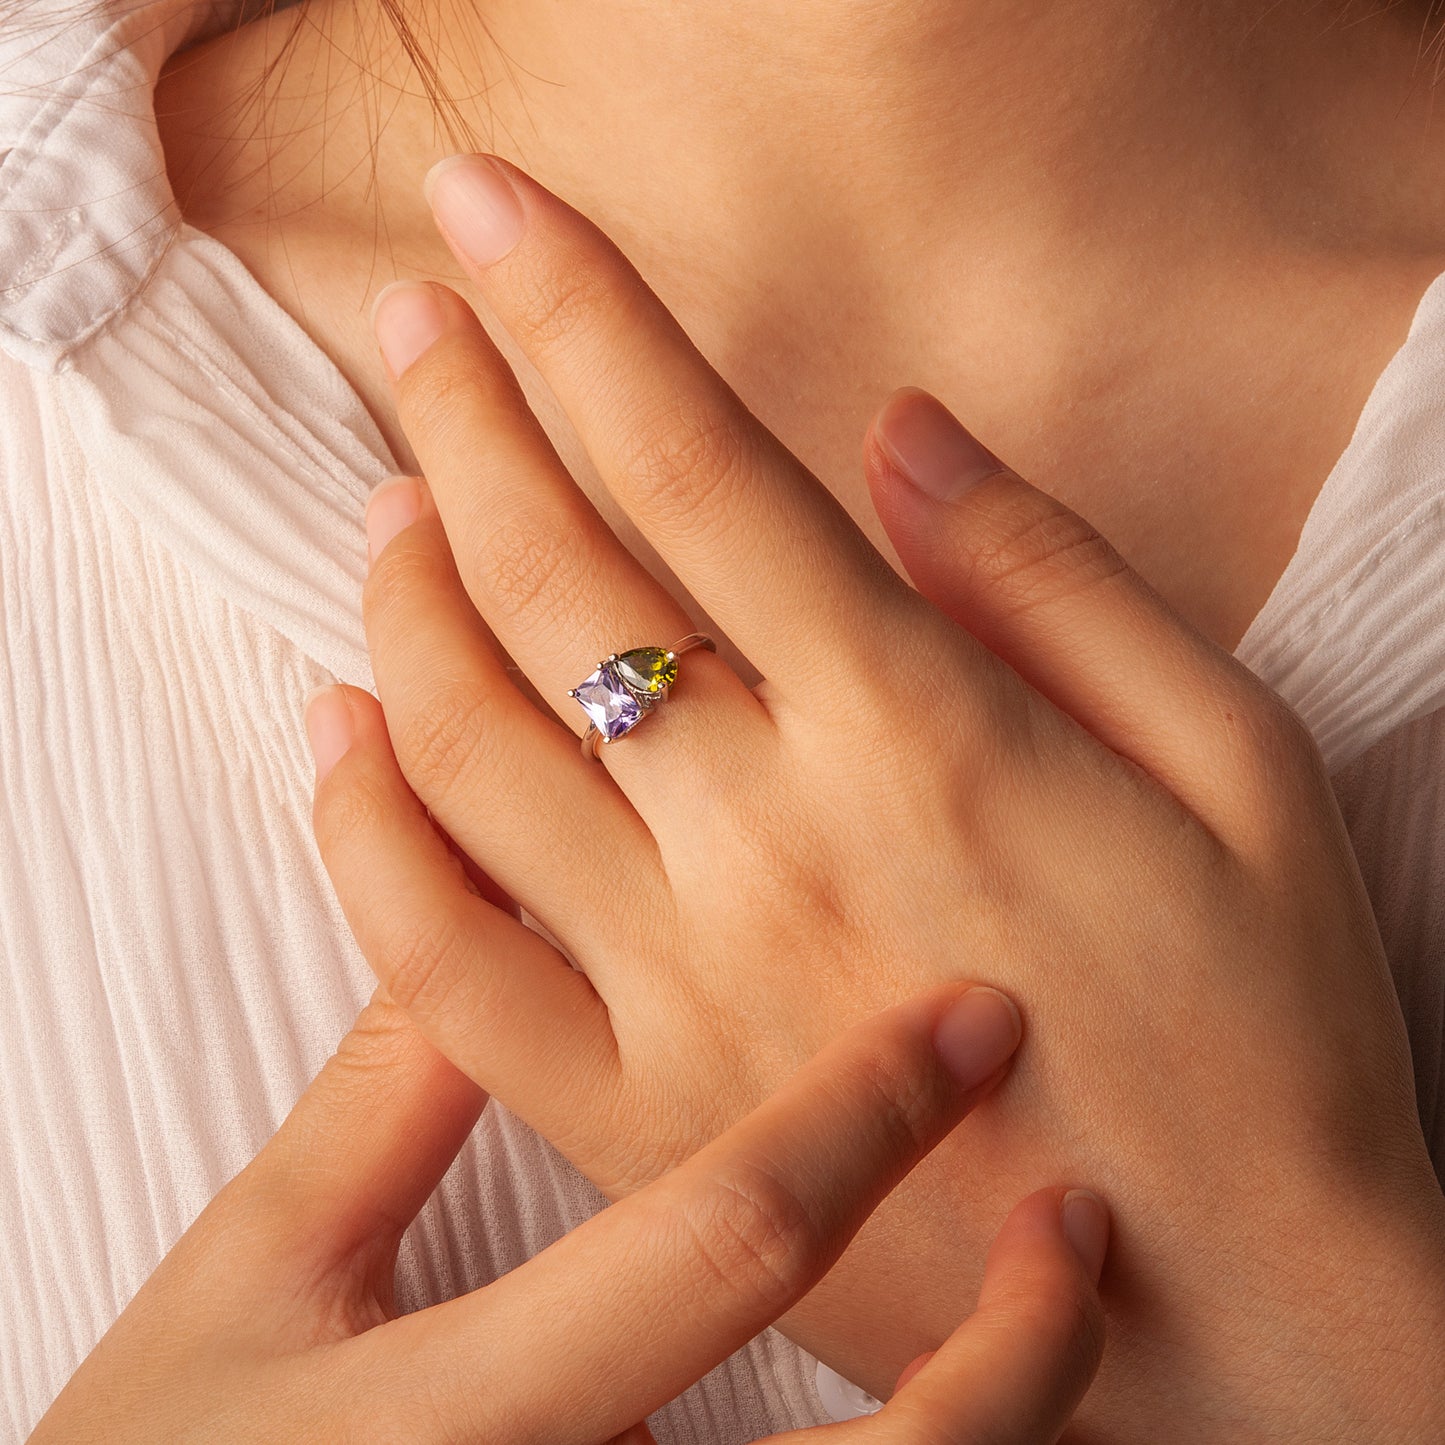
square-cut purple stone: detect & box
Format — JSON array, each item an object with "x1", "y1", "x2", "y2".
[{"x1": 572, "y1": 663, "x2": 642, "y2": 741}]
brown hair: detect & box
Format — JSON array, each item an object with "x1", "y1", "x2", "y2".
[{"x1": 237, "y1": 0, "x2": 492, "y2": 152}]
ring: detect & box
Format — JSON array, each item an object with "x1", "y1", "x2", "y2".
[{"x1": 568, "y1": 632, "x2": 717, "y2": 759}]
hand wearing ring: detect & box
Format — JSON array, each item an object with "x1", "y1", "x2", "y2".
[{"x1": 311, "y1": 151, "x2": 1445, "y2": 1440}]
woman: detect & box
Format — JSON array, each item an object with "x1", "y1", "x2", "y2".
[{"x1": 2, "y1": 0, "x2": 1444, "y2": 1436}]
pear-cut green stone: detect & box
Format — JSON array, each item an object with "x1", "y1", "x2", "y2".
[{"x1": 616, "y1": 647, "x2": 677, "y2": 696}]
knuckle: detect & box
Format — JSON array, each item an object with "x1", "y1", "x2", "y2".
[
  {"x1": 970, "y1": 492, "x2": 1129, "y2": 617},
  {"x1": 323, "y1": 1005, "x2": 417, "y2": 1091},
  {"x1": 683, "y1": 1161, "x2": 823, "y2": 1315},
  {"x1": 398, "y1": 348, "x2": 497, "y2": 449},
  {"x1": 1254, "y1": 690, "x2": 1321, "y2": 768},
  {"x1": 704, "y1": 802, "x2": 857, "y2": 947},
  {"x1": 507, "y1": 260, "x2": 615, "y2": 359},
  {"x1": 842, "y1": 1036, "x2": 939, "y2": 1163},
  {"x1": 614, "y1": 394, "x2": 752, "y2": 530},
  {"x1": 394, "y1": 677, "x2": 499, "y2": 801},
  {"x1": 1225, "y1": 688, "x2": 1329, "y2": 830},
  {"x1": 375, "y1": 907, "x2": 472, "y2": 1018},
  {"x1": 362, "y1": 532, "x2": 442, "y2": 635},
  {"x1": 477, "y1": 515, "x2": 589, "y2": 635},
  {"x1": 312, "y1": 757, "x2": 398, "y2": 868}
]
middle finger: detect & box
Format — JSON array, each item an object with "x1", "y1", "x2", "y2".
[{"x1": 421, "y1": 152, "x2": 916, "y2": 696}]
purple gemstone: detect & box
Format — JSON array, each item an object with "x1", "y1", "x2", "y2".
[{"x1": 571, "y1": 663, "x2": 642, "y2": 741}]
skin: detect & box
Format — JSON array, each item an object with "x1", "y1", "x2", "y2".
[
  {"x1": 32, "y1": 985, "x2": 1112, "y2": 1442},
  {"x1": 145, "y1": 0, "x2": 1445, "y2": 1436},
  {"x1": 303, "y1": 153, "x2": 1445, "y2": 1442},
  {"x1": 155, "y1": 0, "x2": 1445, "y2": 659}
]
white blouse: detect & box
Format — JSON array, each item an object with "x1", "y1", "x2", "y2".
[{"x1": 2, "y1": 2, "x2": 1444, "y2": 1439}]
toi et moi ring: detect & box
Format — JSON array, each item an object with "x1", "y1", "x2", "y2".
[{"x1": 569, "y1": 632, "x2": 717, "y2": 760}]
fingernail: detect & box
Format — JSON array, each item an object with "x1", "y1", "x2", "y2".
[
  {"x1": 304, "y1": 684, "x2": 354, "y2": 782},
  {"x1": 366, "y1": 475, "x2": 422, "y2": 565},
  {"x1": 933, "y1": 986, "x2": 1023, "y2": 1091},
  {"x1": 424, "y1": 154, "x2": 525, "y2": 269},
  {"x1": 1060, "y1": 1189, "x2": 1110, "y2": 1282},
  {"x1": 874, "y1": 386, "x2": 1008, "y2": 502},
  {"x1": 372, "y1": 280, "x2": 447, "y2": 380}
]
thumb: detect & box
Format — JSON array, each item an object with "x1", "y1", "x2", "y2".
[
  {"x1": 767, "y1": 1186, "x2": 1108, "y2": 1445},
  {"x1": 228, "y1": 993, "x2": 486, "y2": 1317},
  {"x1": 864, "y1": 386, "x2": 1297, "y2": 838},
  {"x1": 860, "y1": 1186, "x2": 1108, "y2": 1444}
]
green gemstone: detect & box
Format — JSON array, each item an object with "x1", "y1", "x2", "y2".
[{"x1": 616, "y1": 647, "x2": 677, "y2": 696}]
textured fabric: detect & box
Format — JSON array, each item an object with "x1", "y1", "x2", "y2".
[
  {"x1": 1233, "y1": 270, "x2": 1445, "y2": 773},
  {"x1": 0, "y1": 5, "x2": 826, "y2": 1440},
  {"x1": 2, "y1": 2, "x2": 1444, "y2": 1440}
]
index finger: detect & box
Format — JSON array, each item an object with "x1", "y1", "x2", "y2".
[
  {"x1": 419, "y1": 151, "x2": 918, "y2": 692},
  {"x1": 353, "y1": 982, "x2": 1022, "y2": 1443}
]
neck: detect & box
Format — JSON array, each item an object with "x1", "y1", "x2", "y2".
[
  {"x1": 303, "y1": 0, "x2": 1445, "y2": 280},
  {"x1": 162, "y1": 0, "x2": 1445, "y2": 646},
  {"x1": 207, "y1": 0, "x2": 1445, "y2": 431}
]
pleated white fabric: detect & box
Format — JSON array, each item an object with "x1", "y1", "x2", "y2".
[
  {"x1": 1233, "y1": 268, "x2": 1445, "y2": 773},
  {"x1": 2, "y1": 2, "x2": 1444, "y2": 1440}
]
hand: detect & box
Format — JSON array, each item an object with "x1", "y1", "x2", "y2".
[
  {"x1": 310, "y1": 152, "x2": 1445, "y2": 1440},
  {"x1": 29, "y1": 984, "x2": 1108, "y2": 1444}
]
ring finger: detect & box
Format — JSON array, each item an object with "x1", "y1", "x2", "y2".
[{"x1": 363, "y1": 476, "x2": 664, "y2": 950}]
